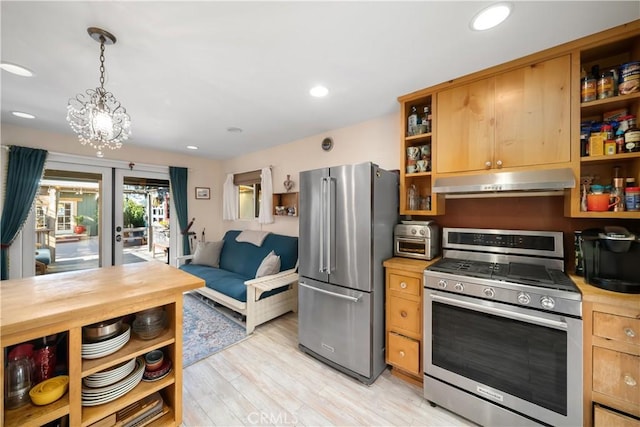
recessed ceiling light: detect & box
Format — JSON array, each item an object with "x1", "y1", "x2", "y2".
[
  {"x1": 470, "y1": 2, "x2": 512, "y2": 31},
  {"x1": 186, "y1": 145, "x2": 198, "y2": 150},
  {"x1": 0, "y1": 62, "x2": 34, "y2": 77},
  {"x1": 227, "y1": 127, "x2": 243, "y2": 133},
  {"x1": 12, "y1": 111, "x2": 35, "y2": 119},
  {"x1": 310, "y1": 85, "x2": 329, "y2": 98}
]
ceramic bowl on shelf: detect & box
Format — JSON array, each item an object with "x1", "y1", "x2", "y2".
[{"x1": 144, "y1": 350, "x2": 164, "y2": 372}]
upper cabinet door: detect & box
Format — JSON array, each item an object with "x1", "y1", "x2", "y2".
[
  {"x1": 436, "y1": 78, "x2": 495, "y2": 173},
  {"x1": 495, "y1": 55, "x2": 571, "y2": 168}
]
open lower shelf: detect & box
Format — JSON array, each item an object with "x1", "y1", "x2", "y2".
[
  {"x1": 81, "y1": 372, "x2": 175, "y2": 427},
  {"x1": 4, "y1": 394, "x2": 69, "y2": 427},
  {"x1": 82, "y1": 328, "x2": 175, "y2": 377}
]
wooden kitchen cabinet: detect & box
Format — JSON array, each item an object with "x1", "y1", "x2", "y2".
[
  {"x1": 566, "y1": 24, "x2": 640, "y2": 219},
  {"x1": 578, "y1": 275, "x2": 640, "y2": 427},
  {"x1": 383, "y1": 257, "x2": 433, "y2": 385},
  {"x1": 436, "y1": 55, "x2": 571, "y2": 174},
  {"x1": 0, "y1": 263, "x2": 204, "y2": 427}
]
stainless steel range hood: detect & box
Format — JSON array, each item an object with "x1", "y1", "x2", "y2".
[{"x1": 432, "y1": 168, "x2": 575, "y2": 195}]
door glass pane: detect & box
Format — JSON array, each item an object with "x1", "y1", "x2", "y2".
[
  {"x1": 36, "y1": 170, "x2": 101, "y2": 275},
  {"x1": 432, "y1": 302, "x2": 568, "y2": 415},
  {"x1": 121, "y1": 176, "x2": 170, "y2": 264}
]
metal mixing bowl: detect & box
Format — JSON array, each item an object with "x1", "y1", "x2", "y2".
[{"x1": 82, "y1": 317, "x2": 123, "y2": 342}]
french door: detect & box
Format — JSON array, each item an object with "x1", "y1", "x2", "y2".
[
  {"x1": 9, "y1": 154, "x2": 177, "y2": 279},
  {"x1": 113, "y1": 169, "x2": 176, "y2": 266}
]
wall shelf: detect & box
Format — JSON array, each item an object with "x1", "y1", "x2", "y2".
[{"x1": 273, "y1": 192, "x2": 298, "y2": 217}]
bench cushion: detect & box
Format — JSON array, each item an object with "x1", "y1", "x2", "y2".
[{"x1": 179, "y1": 263, "x2": 288, "y2": 303}]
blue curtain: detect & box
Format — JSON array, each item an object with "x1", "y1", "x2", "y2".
[
  {"x1": 1, "y1": 146, "x2": 48, "y2": 279},
  {"x1": 169, "y1": 166, "x2": 190, "y2": 256}
]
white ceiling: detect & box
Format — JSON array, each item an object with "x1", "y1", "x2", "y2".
[{"x1": 1, "y1": 1, "x2": 638, "y2": 160}]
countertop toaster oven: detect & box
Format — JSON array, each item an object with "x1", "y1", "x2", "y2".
[{"x1": 394, "y1": 221, "x2": 439, "y2": 260}]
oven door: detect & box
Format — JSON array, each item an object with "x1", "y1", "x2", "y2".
[
  {"x1": 424, "y1": 290, "x2": 582, "y2": 427},
  {"x1": 394, "y1": 236, "x2": 429, "y2": 259}
]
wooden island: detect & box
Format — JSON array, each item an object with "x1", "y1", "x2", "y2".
[{"x1": 1, "y1": 262, "x2": 204, "y2": 427}]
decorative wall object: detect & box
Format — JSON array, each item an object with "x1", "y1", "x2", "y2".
[
  {"x1": 283, "y1": 174, "x2": 294, "y2": 192},
  {"x1": 195, "y1": 187, "x2": 210, "y2": 200}
]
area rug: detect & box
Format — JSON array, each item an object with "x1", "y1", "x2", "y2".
[{"x1": 182, "y1": 292, "x2": 248, "y2": 367}]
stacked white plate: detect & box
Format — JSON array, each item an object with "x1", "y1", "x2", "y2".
[
  {"x1": 81, "y1": 357, "x2": 145, "y2": 407},
  {"x1": 82, "y1": 324, "x2": 131, "y2": 359},
  {"x1": 83, "y1": 358, "x2": 137, "y2": 388}
]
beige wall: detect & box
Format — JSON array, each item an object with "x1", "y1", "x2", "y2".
[
  {"x1": 218, "y1": 113, "x2": 400, "y2": 237},
  {"x1": 2, "y1": 112, "x2": 400, "y2": 241}
]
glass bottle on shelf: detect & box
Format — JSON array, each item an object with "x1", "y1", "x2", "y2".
[
  {"x1": 422, "y1": 106, "x2": 431, "y2": 133},
  {"x1": 408, "y1": 184, "x2": 419, "y2": 210},
  {"x1": 407, "y1": 106, "x2": 419, "y2": 136}
]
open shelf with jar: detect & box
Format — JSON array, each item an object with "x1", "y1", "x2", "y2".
[
  {"x1": 398, "y1": 92, "x2": 444, "y2": 216},
  {"x1": 567, "y1": 24, "x2": 640, "y2": 218}
]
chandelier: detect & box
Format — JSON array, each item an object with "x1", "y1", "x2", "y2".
[{"x1": 67, "y1": 27, "x2": 131, "y2": 158}]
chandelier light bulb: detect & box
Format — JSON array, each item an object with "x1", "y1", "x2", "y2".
[{"x1": 67, "y1": 27, "x2": 130, "y2": 157}]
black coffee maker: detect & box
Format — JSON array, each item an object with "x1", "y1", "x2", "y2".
[{"x1": 580, "y1": 226, "x2": 640, "y2": 293}]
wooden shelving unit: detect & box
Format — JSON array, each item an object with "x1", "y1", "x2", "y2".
[{"x1": 1, "y1": 263, "x2": 203, "y2": 427}]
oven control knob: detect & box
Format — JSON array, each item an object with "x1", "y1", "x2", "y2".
[
  {"x1": 411, "y1": 229, "x2": 417, "y2": 235},
  {"x1": 419, "y1": 229, "x2": 425, "y2": 235},
  {"x1": 483, "y1": 288, "x2": 495, "y2": 298},
  {"x1": 438, "y1": 280, "x2": 447, "y2": 289},
  {"x1": 540, "y1": 296, "x2": 555, "y2": 310},
  {"x1": 454, "y1": 283, "x2": 464, "y2": 292},
  {"x1": 517, "y1": 292, "x2": 531, "y2": 305}
]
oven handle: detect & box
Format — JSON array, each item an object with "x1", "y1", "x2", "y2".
[{"x1": 430, "y1": 293, "x2": 568, "y2": 331}]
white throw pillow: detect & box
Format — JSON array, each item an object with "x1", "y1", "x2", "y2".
[
  {"x1": 255, "y1": 250, "x2": 281, "y2": 278},
  {"x1": 192, "y1": 240, "x2": 224, "y2": 268}
]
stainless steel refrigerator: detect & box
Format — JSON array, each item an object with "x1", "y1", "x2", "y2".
[{"x1": 298, "y1": 162, "x2": 398, "y2": 385}]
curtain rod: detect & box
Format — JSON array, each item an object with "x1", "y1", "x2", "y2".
[{"x1": 227, "y1": 165, "x2": 273, "y2": 175}]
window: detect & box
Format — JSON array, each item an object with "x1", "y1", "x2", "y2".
[
  {"x1": 234, "y1": 170, "x2": 261, "y2": 219},
  {"x1": 56, "y1": 202, "x2": 73, "y2": 233}
]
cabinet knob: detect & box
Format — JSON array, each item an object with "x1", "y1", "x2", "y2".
[
  {"x1": 399, "y1": 351, "x2": 405, "y2": 358},
  {"x1": 485, "y1": 161, "x2": 492, "y2": 169},
  {"x1": 400, "y1": 282, "x2": 407, "y2": 289},
  {"x1": 623, "y1": 375, "x2": 637, "y2": 387},
  {"x1": 624, "y1": 327, "x2": 636, "y2": 338},
  {"x1": 400, "y1": 310, "x2": 408, "y2": 318},
  {"x1": 496, "y1": 160, "x2": 503, "y2": 168}
]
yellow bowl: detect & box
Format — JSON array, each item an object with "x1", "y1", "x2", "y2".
[{"x1": 29, "y1": 375, "x2": 69, "y2": 406}]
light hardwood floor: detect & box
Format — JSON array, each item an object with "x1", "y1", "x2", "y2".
[{"x1": 182, "y1": 313, "x2": 476, "y2": 427}]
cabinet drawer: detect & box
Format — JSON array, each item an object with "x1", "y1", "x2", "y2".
[
  {"x1": 594, "y1": 312, "x2": 640, "y2": 348},
  {"x1": 593, "y1": 347, "x2": 640, "y2": 407},
  {"x1": 387, "y1": 332, "x2": 420, "y2": 375},
  {"x1": 389, "y1": 273, "x2": 421, "y2": 297},
  {"x1": 594, "y1": 405, "x2": 640, "y2": 427},
  {"x1": 388, "y1": 296, "x2": 421, "y2": 335}
]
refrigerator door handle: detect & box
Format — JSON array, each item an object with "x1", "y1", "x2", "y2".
[
  {"x1": 319, "y1": 177, "x2": 327, "y2": 273},
  {"x1": 299, "y1": 282, "x2": 362, "y2": 303},
  {"x1": 326, "y1": 176, "x2": 335, "y2": 274}
]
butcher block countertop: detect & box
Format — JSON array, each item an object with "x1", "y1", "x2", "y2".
[
  {"x1": 572, "y1": 274, "x2": 640, "y2": 311},
  {"x1": 383, "y1": 256, "x2": 439, "y2": 273},
  {"x1": 0, "y1": 262, "x2": 204, "y2": 344}
]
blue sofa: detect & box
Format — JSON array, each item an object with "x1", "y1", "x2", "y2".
[{"x1": 177, "y1": 230, "x2": 299, "y2": 333}]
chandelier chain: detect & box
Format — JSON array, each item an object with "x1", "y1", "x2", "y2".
[{"x1": 99, "y1": 40, "x2": 105, "y2": 90}]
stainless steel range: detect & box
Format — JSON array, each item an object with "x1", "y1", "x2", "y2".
[{"x1": 423, "y1": 228, "x2": 582, "y2": 427}]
